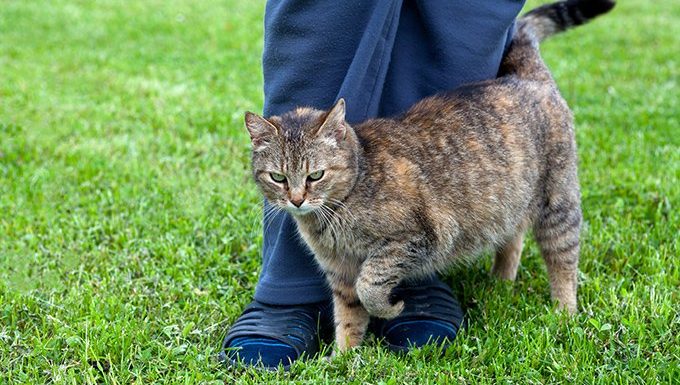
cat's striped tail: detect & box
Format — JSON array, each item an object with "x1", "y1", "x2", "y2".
[
  {"x1": 500, "y1": 0, "x2": 615, "y2": 79},
  {"x1": 519, "y1": 0, "x2": 616, "y2": 42}
]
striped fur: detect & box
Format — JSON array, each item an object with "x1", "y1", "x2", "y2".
[{"x1": 520, "y1": 0, "x2": 615, "y2": 42}]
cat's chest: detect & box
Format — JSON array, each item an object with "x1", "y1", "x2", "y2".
[{"x1": 295, "y1": 210, "x2": 372, "y2": 261}]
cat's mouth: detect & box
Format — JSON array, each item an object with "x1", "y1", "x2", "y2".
[{"x1": 284, "y1": 204, "x2": 317, "y2": 216}]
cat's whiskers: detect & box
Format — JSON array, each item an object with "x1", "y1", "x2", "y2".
[
  {"x1": 327, "y1": 198, "x2": 358, "y2": 224},
  {"x1": 321, "y1": 203, "x2": 356, "y2": 265},
  {"x1": 322, "y1": 205, "x2": 341, "y2": 243},
  {"x1": 313, "y1": 206, "x2": 334, "y2": 243},
  {"x1": 312, "y1": 209, "x2": 331, "y2": 238},
  {"x1": 261, "y1": 203, "x2": 284, "y2": 236},
  {"x1": 321, "y1": 202, "x2": 352, "y2": 248},
  {"x1": 318, "y1": 203, "x2": 341, "y2": 246},
  {"x1": 245, "y1": 203, "x2": 265, "y2": 231},
  {"x1": 324, "y1": 200, "x2": 356, "y2": 240},
  {"x1": 246, "y1": 202, "x2": 275, "y2": 233}
]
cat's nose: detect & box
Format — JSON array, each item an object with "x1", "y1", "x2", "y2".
[{"x1": 290, "y1": 197, "x2": 305, "y2": 207}]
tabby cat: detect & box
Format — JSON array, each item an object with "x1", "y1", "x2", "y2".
[{"x1": 244, "y1": 0, "x2": 615, "y2": 352}]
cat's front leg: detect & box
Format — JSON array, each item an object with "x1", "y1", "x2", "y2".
[
  {"x1": 326, "y1": 270, "x2": 370, "y2": 353},
  {"x1": 355, "y1": 253, "x2": 410, "y2": 319}
]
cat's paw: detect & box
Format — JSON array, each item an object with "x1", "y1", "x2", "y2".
[
  {"x1": 556, "y1": 298, "x2": 578, "y2": 315},
  {"x1": 370, "y1": 298, "x2": 404, "y2": 319},
  {"x1": 355, "y1": 279, "x2": 404, "y2": 319}
]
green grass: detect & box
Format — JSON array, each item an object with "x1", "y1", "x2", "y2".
[{"x1": 1, "y1": 0, "x2": 678, "y2": 383}]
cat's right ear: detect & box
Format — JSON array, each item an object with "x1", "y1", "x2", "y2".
[
  {"x1": 315, "y1": 98, "x2": 347, "y2": 142},
  {"x1": 245, "y1": 112, "x2": 278, "y2": 152}
]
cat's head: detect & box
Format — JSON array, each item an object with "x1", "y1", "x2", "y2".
[{"x1": 245, "y1": 99, "x2": 360, "y2": 217}]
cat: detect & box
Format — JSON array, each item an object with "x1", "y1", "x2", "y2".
[{"x1": 244, "y1": 0, "x2": 615, "y2": 352}]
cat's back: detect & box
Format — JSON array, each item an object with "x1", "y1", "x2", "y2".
[
  {"x1": 401, "y1": 75, "x2": 568, "y2": 140},
  {"x1": 355, "y1": 74, "x2": 570, "y2": 173},
  {"x1": 348, "y1": 75, "x2": 571, "y2": 248}
]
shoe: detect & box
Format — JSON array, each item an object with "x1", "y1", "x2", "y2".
[
  {"x1": 219, "y1": 300, "x2": 333, "y2": 370},
  {"x1": 370, "y1": 279, "x2": 464, "y2": 352}
]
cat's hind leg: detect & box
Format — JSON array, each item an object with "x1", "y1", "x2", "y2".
[
  {"x1": 534, "y1": 199, "x2": 581, "y2": 314},
  {"x1": 534, "y1": 120, "x2": 581, "y2": 314},
  {"x1": 491, "y1": 232, "x2": 525, "y2": 281}
]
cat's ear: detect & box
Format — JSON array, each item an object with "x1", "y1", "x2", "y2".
[
  {"x1": 315, "y1": 98, "x2": 347, "y2": 141},
  {"x1": 245, "y1": 112, "x2": 278, "y2": 151}
]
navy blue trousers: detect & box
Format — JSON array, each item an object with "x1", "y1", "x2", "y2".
[{"x1": 254, "y1": 0, "x2": 526, "y2": 305}]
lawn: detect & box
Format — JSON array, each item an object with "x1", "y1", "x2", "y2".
[{"x1": 0, "y1": 0, "x2": 678, "y2": 383}]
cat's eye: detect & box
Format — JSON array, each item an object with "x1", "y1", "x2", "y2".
[
  {"x1": 270, "y1": 172, "x2": 287, "y2": 183},
  {"x1": 307, "y1": 170, "x2": 324, "y2": 181}
]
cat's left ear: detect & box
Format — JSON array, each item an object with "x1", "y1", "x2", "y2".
[
  {"x1": 315, "y1": 98, "x2": 347, "y2": 141},
  {"x1": 245, "y1": 111, "x2": 278, "y2": 151}
]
